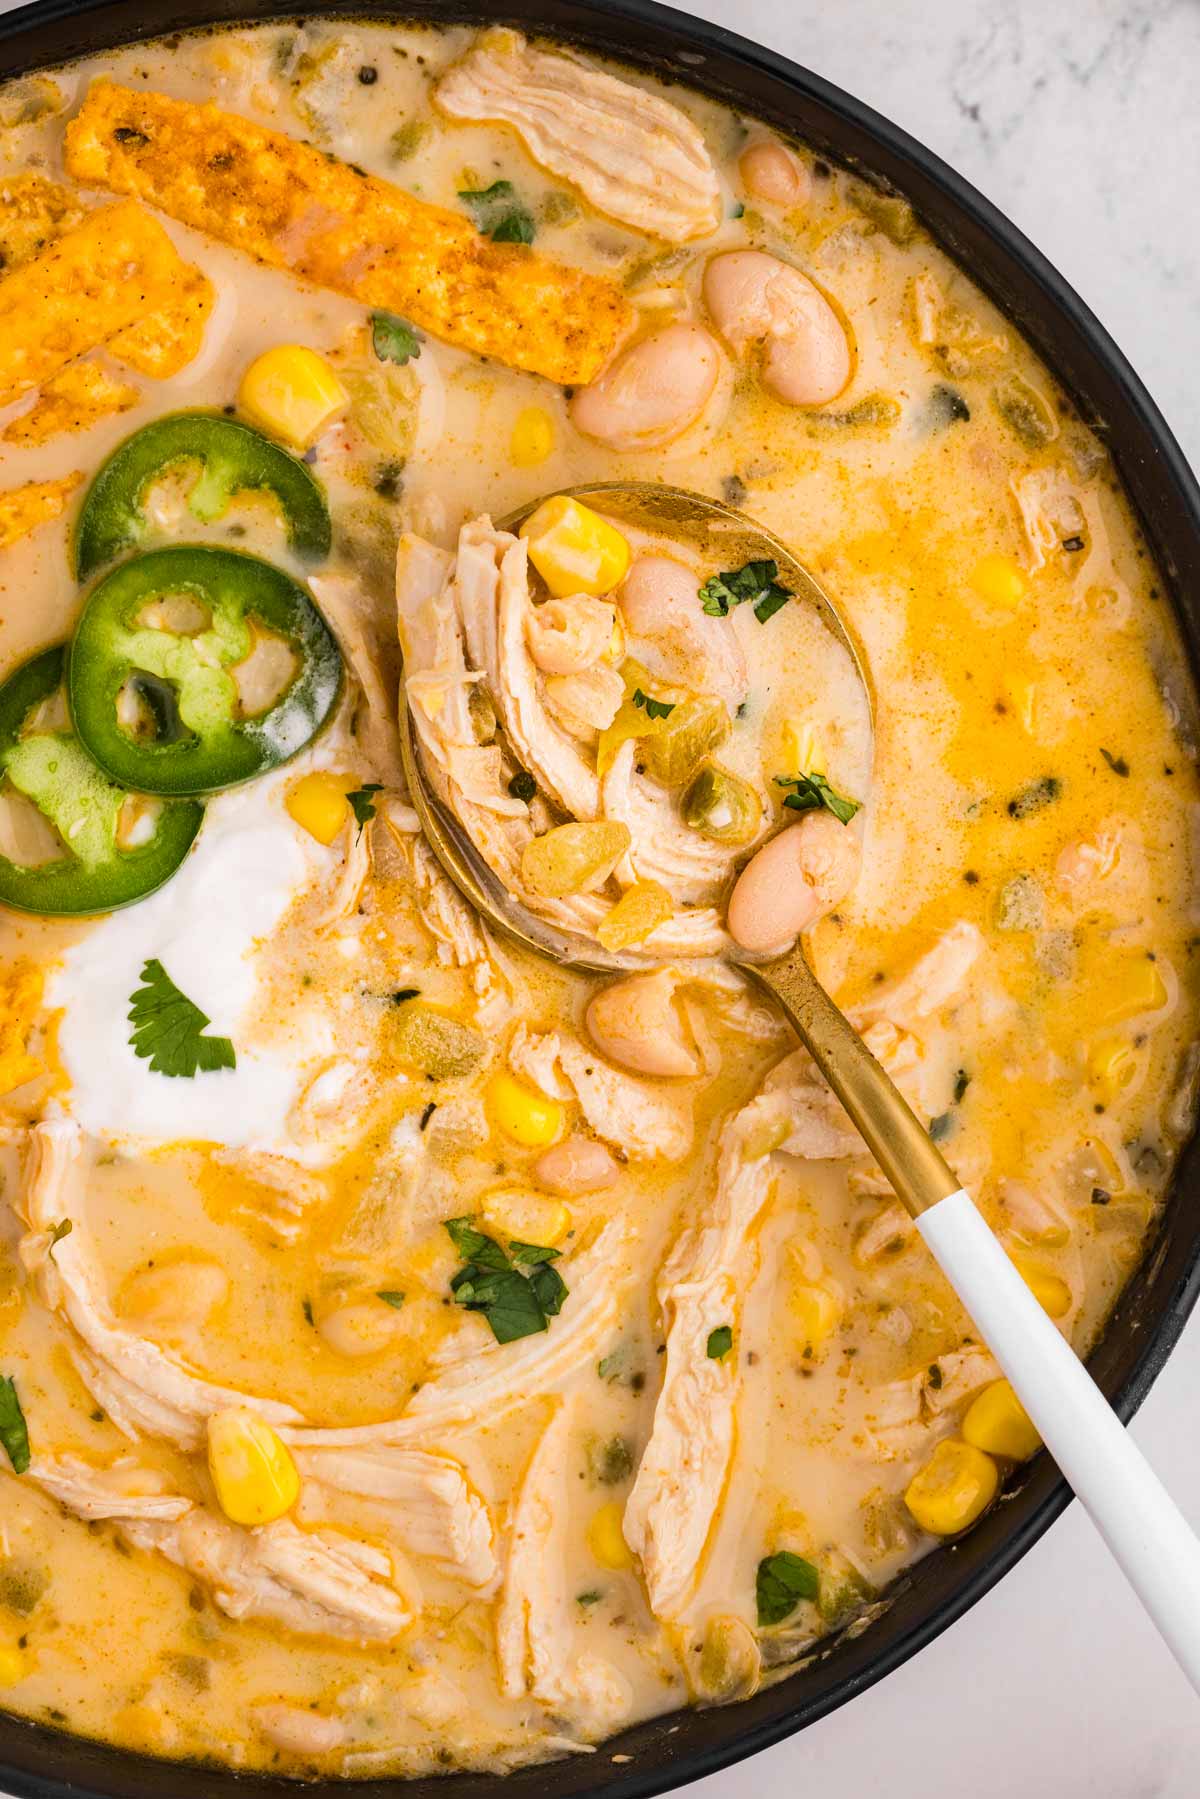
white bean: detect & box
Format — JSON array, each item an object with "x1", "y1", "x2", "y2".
[
  {"x1": 118, "y1": 1259, "x2": 229, "y2": 1330},
  {"x1": 525, "y1": 596, "x2": 615, "y2": 675},
  {"x1": 703, "y1": 250, "x2": 851, "y2": 407},
  {"x1": 532, "y1": 1135, "x2": 621, "y2": 1194},
  {"x1": 618, "y1": 555, "x2": 747, "y2": 712},
  {"x1": 727, "y1": 812, "x2": 860, "y2": 953},
  {"x1": 570, "y1": 322, "x2": 723, "y2": 452},
  {"x1": 316, "y1": 1298, "x2": 400, "y2": 1358},
  {"x1": 739, "y1": 139, "x2": 812, "y2": 209},
  {"x1": 585, "y1": 967, "x2": 701, "y2": 1078},
  {"x1": 255, "y1": 1704, "x2": 345, "y2": 1757}
]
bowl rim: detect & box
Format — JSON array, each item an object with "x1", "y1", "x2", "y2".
[{"x1": 0, "y1": 2, "x2": 1196, "y2": 1795}]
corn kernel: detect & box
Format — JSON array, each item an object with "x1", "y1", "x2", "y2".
[
  {"x1": 519, "y1": 495, "x2": 631, "y2": 598},
  {"x1": 238, "y1": 344, "x2": 347, "y2": 450},
  {"x1": 781, "y1": 719, "x2": 824, "y2": 777},
  {"x1": 1088, "y1": 1035, "x2": 1139, "y2": 1106},
  {"x1": 904, "y1": 1438, "x2": 998, "y2": 1536},
  {"x1": 1011, "y1": 1254, "x2": 1072, "y2": 1319},
  {"x1": 482, "y1": 1186, "x2": 571, "y2": 1247},
  {"x1": 510, "y1": 406, "x2": 555, "y2": 468},
  {"x1": 485, "y1": 1069, "x2": 565, "y2": 1149},
  {"x1": 596, "y1": 880, "x2": 673, "y2": 951},
  {"x1": 963, "y1": 1378, "x2": 1042, "y2": 1462},
  {"x1": 0, "y1": 1644, "x2": 30, "y2": 1687},
  {"x1": 207, "y1": 1407, "x2": 300, "y2": 1526},
  {"x1": 285, "y1": 771, "x2": 354, "y2": 845},
  {"x1": 791, "y1": 1280, "x2": 844, "y2": 1353},
  {"x1": 970, "y1": 552, "x2": 1028, "y2": 607},
  {"x1": 1102, "y1": 955, "x2": 1168, "y2": 1024},
  {"x1": 587, "y1": 1499, "x2": 634, "y2": 1570}
]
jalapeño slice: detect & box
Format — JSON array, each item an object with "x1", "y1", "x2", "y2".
[
  {"x1": 0, "y1": 645, "x2": 202, "y2": 916},
  {"x1": 74, "y1": 412, "x2": 333, "y2": 579},
  {"x1": 69, "y1": 545, "x2": 343, "y2": 796}
]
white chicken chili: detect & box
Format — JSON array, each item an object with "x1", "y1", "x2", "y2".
[{"x1": 0, "y1": 15, "x2": 1191, "y2": 1782}]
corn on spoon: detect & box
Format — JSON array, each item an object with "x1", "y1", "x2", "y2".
[{"x1": 398, "y1": 482, "x2": 1200, "y2": 1694}]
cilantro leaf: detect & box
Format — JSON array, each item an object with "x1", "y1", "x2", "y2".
[
  {"x1": 443, "y1": 1216, "x2": 510, "y2": 1272},
  {"x1": 775, "y1": 771, "x2": 861, "y2": 825},
  {"x1": 458, "y1": 180, "x2": 536, "y2": 245},
  {"x1": 756, "y1": 1550, "x2": 819, "y2": 1626},
  {"x1": 698, "y1": 558, "x2": 793, "y2": 623},
  {"x1": 347, "y1": 783, "x2": 382, "y2": 835},
  {"x1": 47, "y1": 1219, "x2": 72, "y2": 1256},
  {"x1": 445, "y1": 1218, "x2": 569, "y2": 1343},
  {"x1": 706, "y1": 1324, "x2": 733, "y2": 1360},
  {"x1": 127, "y1": 960, "x2": 236, "y2": 1079},
  {"x1": 0, "y1": 1375, "x2": 29, "y2": 1475},
  {"x1": 371, "y1": 311, "x2": 421, "y2": 364},
  {"x1": 509, "y1": 1240, "x2": 562, "y2": 1266},
  {"x1": 632, "y1": 688, "x2": 675, "y2": 721},
  {"x1": 376, "y1": 1290, "x2": 406, "y2": 1309}
]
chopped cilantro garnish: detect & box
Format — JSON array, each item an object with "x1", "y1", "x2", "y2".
[
  {"x1": 632, "y1": 688, "x2": 675, "y2": 721},
  {"x1": 347, "y1": 783, "x2": 382, "y2": 834},
  {"x1": 458, "y1": 180, "x2": 536, "y2": 245},
  {"x1": 953, "y1": 1068, "x2": 971, "y2": 1104},
  {"x1": 127, "y1": 960, "x2": 236, "y2": 1079},
  {"x1": 774, "y1": 770, "x2": 861, "y2": 825},
  {"x1": 443, "y1": 1217, "x2": 570, "y2": 1344},
  {"x1": 370, "y1": 311, "x2": 421, "y2": 365},
  {"x1": 1007, "y1": 775, "x2": 1061, "y2": 819},
  {"x1": 698, "y1": 558, "x2": 793, "y2": 624},
  {"x1": 706, "y1": 1324, "x2": 733, "y2": 1360},
  {"x1": 0, "y1": 1376, "x2": 29, "y2": 1475},
  {"x1": 376, "y1": 1290, "x2": 406, "y2": 1309},
  {"x1": 47, "y1": 1219, "x2": 72, "y2": 1256},
  {"x1": 1100, "y1": 747, "x2": 1130, "y2": 778},
  {"x1": 756, "y1": 1550, "x2": 819, "y2": 1626}
]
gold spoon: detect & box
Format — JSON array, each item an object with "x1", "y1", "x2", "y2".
[{"x1": 397, "y1": 481, "x2": 1200, "y2": 1691}]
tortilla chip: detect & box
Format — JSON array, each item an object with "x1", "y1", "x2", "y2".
[
  {"x1": 0, "y1": 200, "x2": 193, "y2": 408},
  {"x1": 64, "y1": 80, "x2": 632, "y2": 385},
  {"x1": 0, "y1": 172, "x2": 87, "y2": 274},
  {"x1": 109, "y1": 263, "x2": 216, "y2": 379},
  {"x1": 3, "y1": 359, "x2": 139, "y2": 446},
  {"x1": 0, "y1": 474, "x2": 83, "y2": 549}
]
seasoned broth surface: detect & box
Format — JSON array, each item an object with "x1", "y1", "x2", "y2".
[{"x1": 0, "y1": 16, "x2": 1193, "y2": 1779}]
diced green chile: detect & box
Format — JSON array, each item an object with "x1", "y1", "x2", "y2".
[
  {"x1": 74, "y1": 413, "x2": 333, "y2": 578},
  {"x1": 0, "y1": 646, "x2": 201, "y2": 916},
  {"x1": 69, "y1": 546, "x2": 343, "y2": 795}
]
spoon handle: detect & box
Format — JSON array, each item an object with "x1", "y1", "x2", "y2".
[{"x1": 744, "y1": 950, "x2": 1200, "y2": 1696}]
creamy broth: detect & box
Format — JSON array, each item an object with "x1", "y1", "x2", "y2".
[{"x1": 0, "y1": 16, "x2": 1192, "y2": 1780}]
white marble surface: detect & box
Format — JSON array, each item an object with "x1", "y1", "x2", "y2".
[
  {"x1": 677, "y1": 7, "x2": 1200, "y2": 1795},
  {"x1": 0, "y1": 1, "x2": 1196, "y2": 1795}
]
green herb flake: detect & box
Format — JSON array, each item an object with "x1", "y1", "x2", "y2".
[
  {"x1": 706, "y1": 1324, "x2": 733, "y2": 1360},
  {"x1": 698, "y1": 558, "x2": 793, "y2": 624},
  {"x1": 347, "y1": 783, "x2": 382, "y2": 834},
  {"x1": 302, "y1": 1297, "x2": 314, "y2": 1327},
  {"x1": 927, "y1": 1363, "x2": 943, "y2": 1390},
  {"x1": 577, "y1": 1588, "x2": 603, "y2": 1607},
  {"x1": 587, "y1": 1435, "x2": 634, "y2": 1486},
  {"x1": 370, "y1": 311, "x2": 421, "y2": 365},
  {"x1": 1091, "y1": 1186, "x2": 1111, "y2": 1206},
  {"x1": 1007, "y1": 776, "x2": 1061, "y2": 819},
  {"x1": 0, "y1": 1376, "x2": 30, "y2": 1475},
  {"x1": 929, "y1": 1111, "x2": 954, "y2": 1142},
  {"x1": 128, "y1": 960, "x2": 236, "y2": 1079},
  {"x1": 47, "y1": 1219, "x2": 72, "y2": 1254},
  {"x1": 953, "y1": 1068, "x2": 971, "y2": 1104},
  {"x1": 756, "y1": 1550, "x2": 819, "y2": 1626},
  {"x1": 507, "y1": 769, "x2": 537, "y2": 803},
  {"x1": 391, "y1": 987, "x2": 421, "y2": 1004},
  {"x1": 1100, "y1": 747, "x2": 1130, "y2": 778},
  {"x1": 445, "y1": 1217, "x2": 569, "y2": 1344},
  {"x1": 377, "y1": 1290, "x2": 406, "y2": 1309},
  {"x1": 632, "y1": 688, "x2": 675, "y2": 722},
  {"x1": 458, "y1": 180, "x2": 536, "y2": 245},
  {"x1": 775, "y1": 770, "x2": 861, "y2": 825}
]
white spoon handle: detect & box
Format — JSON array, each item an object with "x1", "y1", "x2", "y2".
[{"x1": 920, "y1": 1187, "x2": 1200, "y2": 1694}]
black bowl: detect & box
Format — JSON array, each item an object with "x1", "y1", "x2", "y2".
[{"x1": 1, "y1": 2, "x2": 1198, "y2": 1795}]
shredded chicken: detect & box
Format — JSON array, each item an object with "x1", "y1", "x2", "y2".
[
  {"x1": 509, "y1": 1024, "x2": 694, "y2": 1161},
  {"x1": 496, "y1": 1400, "x2": 630, "y2": 1734},
  {"x1": 436, "y1": 29, "x2": 721, "y2": 243},
  {"x1": 18, "y1": 1122, "x2": 303, "y2": 1449},
  {"x1": 623, "y1": 1092, "x2": 778, "y2": 1619},
  {"x1": 30, "y1": 1454, "x2": 192, "y2": 1521},
  {"x1": 309, "y1": 572, "x2": 404, "y2": 785},
  {"x1": 602, "y1": 739, "x2": 744, "y2": 904},
  {"x1": 294, "y1": 1445, "x2": 498, "y2": 1589}
]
